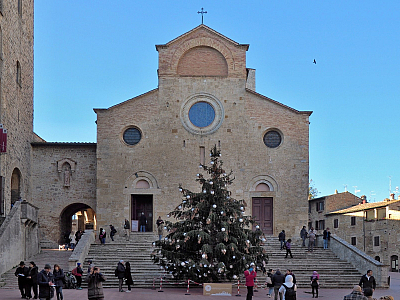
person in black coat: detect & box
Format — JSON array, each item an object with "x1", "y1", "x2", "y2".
[
  {"x1": 37, "y1": 264, "x2": 55, "y2": 300},
  {"x1": 116, "y1": 260, "x2": 126, "y2": 292},
  {"x1": 53, "y1": 264, "x2": 65, "y2": 300},
  {"x1": 27, "y1": 261, "x2": 38, "y2": 299},
  {"x1": 359, "y1": 270, "x2": 376, "y2": 291},
  {"x1": 125, "y1": 261, "x2": 134, "y2": 292},
  {"x1": 15, "y1": 261, "x2": 29, "y2": 299},
  {"x1": 272, "y1": 268, "x2": 285, "y2": 300},
  {"x1": 139, "y1": 212, "x2": 147, "y2": 232}
]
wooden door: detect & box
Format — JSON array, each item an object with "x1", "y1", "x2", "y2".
[
  {"x1": 131, "y1": 194, "x2": 153, "y2": 231},
  {"x1": 252, "y1": 197, "x2": 273, "y2": 234}
]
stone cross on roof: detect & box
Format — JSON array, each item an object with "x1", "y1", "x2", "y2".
[{"x1": 197, "y1": 8, "x2": 207, "y2": 24}]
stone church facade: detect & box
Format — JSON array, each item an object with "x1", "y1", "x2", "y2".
[
  {"x1": 0, "y1": 10, "x2": 312, "y2": 250},
  {"x1": 94, "y1": 25, "x2": 312, "y2": 243}
]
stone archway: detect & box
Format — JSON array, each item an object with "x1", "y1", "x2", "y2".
[
  {"x1": 11, "y1": 168, "x2": 22, "y2": 206},
  {"x1": 59, "y1": 203, "x2": 96, "y2": 244}
]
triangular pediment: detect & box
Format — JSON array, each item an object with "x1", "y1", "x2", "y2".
[{"x1": 156, "y1": 24, "x2": 249, "y2": 51}]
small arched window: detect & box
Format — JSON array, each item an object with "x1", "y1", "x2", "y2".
[
  {"x1": 18, "y1": 0, "x2": 22, "y2": 16},
  {"x1": 16, "y1": 61, "x2": 21, "y2": 86}
]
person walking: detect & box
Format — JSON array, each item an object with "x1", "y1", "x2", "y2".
[
  {"x1": 37, "y1": 264, "x2": 55, "y2": 300},
  {"x1": 124, "y1": 219, "x2": 130, "y2": 241},
  {"x1": 86, "y1": 266, "x2": 106, "y2": 300},
  {"x1": 278, "y1": 275, "x2": 296, "y2": 300},
  {"x1": 285, "y1": 269, "x2": 296, "y2": 284},
  {"x1": 310, "y1": 271, "x2": 319, "y2": 298},
  {"x1": 343, "y1": 285, "x2": 367, "y2": 300},
  {"x1": 87, "y1": 260, "x2": 94, "y2": 274},
  {"x1": 284, "y1": 239, "x2": 293, "y2": 258},
  {"x1": 15, "y1": 261, "x2": 29, "y2": 299},
  {"x1": 109, "y1": 225, "x2": 117, "y2": 241},
  {"x1": 323, "y1": 228, "x2": 331, "y2": 249},
  {"x1": 124, "y1": 262, "x2": 134, "y2": 292},
  {"x1": 363, "y1": 288, "x2": 377, "y2": 300},
  {"x1": 72, "y1": 262, "x2": 84, "y2": 290},
  {"x1": 69, "y1": 232, "x2": 76, "y2": 250},
  {"x1": 308, "y1": 227, "x2": 316, "y2": 252},
  {"x1": 266, "y1": 269, "x2": 274, "y2": 298},
  {"x1": 300, "y1": 226, "x2": 307, "y2": 247},
  {"x1": 278, "y1": 230, "x2": 286, "y2": 250},
  {"x1": 244, "y1": 263, "x2": 256, "y2": 300},
  {"x1": 27, "y1": 261, "x2": 38, "y2": 299},
  {"x1": 116, "y1": 260, "x2": 126, "y2": 292},
  {"x1": 99, "y1": 228, "x2": 106, "y2": 244},
  {"x1": 359, "y1": 270, "x2": 376, "y2": 292},
  {"x1": 272, "y1": 268, "x2": 285, "y2": 300},
  {"x1": 53, "y1": 264, "x2": 65, "y2": 300},
  {"x1": 139, "y1": 212, "x2": 147, "y2": 232},
  {"x1": 156, "y1": 216, "x2": 164, "y2": 241}
]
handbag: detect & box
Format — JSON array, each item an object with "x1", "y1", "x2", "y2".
[{"x1": 266, "y1": 276, "x2": 272, "y2": 285}]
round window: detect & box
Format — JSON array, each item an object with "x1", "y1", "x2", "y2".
[
  {"x1": 123, "y1": 127, "x2": 142, "y2": 145},
  {"x1": 188, "y1": 102, "x2": 215, "y2": 128},
  {"x1": 263, "y1": 130, "x2": 282, "y2": 148}
]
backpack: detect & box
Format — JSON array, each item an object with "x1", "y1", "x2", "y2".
[
  {"x1": 114, "y1": 267, "x2": 118, "y2": 277},
  {"x1": 282, "y1": 283, "x2": 296, "y2": 300}
]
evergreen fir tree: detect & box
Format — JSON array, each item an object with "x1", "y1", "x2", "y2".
[{"x1": 151, "y1": 146, "x2": 268, "y2": 283}]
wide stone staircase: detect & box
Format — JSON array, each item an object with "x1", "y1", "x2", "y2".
[
  {"x1": 82, "y1": 234, "x2": 363, "y2": 289},
  {"x1": 82, "y1": 233, "x2": 166, "y2": 289},
  {"x1": 255, "y1": 238, "x2": 363, "y2": 289}
]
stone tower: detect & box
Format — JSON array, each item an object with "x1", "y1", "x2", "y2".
[{"x1": 0, "y1": 0, "x2": 34, "y2": 216}]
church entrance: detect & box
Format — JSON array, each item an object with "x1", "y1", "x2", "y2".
[
  {"x1": 252, "y1": 197, "x2": 273, "y2": 234},
  {"x1": 131, "y1": 194, "x2": 153, "y2": 232}
]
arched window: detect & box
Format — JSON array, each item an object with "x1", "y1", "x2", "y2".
[
  {"x1": 18, "y1": 0, "x2": 22, "y2": 16},
  {"x1": 16, "y1": 61, "x2": 21, "y2": 86},
  {"x1": 11, "y1": 168, "x2": 22, "y2": 206},
  {"x1": 0, "y1": 26, "x2": 3, "y2": 59}
]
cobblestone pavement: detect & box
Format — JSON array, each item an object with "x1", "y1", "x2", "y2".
[{"x1": 1, "y1": 274, "x2": 398, "y2": 300}]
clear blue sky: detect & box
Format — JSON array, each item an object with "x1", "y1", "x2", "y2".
[{"x1": 33, "y1": 1, "x2": 400, "y2": 203}]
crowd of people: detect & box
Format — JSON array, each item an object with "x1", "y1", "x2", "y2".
[{"x1": 15, "y1": 260, "x2": 106, "y2": 300}]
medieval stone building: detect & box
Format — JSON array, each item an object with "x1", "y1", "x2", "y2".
[{"x1": 0, "y1": 13, "x2": 312, "y2": 250}]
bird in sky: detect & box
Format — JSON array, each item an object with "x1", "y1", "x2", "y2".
[{"x1": 313, "y1": 59, "x2": 317, "y2": 64}]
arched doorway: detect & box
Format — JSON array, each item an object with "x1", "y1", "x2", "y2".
[
  {"x1": 11, "y1": 168, "x2": 22, "y2": 206},
  {"x1": 59, "y1": 203, "x2": 96, "y2": 244},
  {"x1": 391, "y1": 255, "x2": 398, "y2": 272}
]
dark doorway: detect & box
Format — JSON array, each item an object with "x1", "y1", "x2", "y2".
[
  {"x1": 391, "y1": 255, "x2": 398, "y2": 272},
  {"x1": 131, "y1": 194, "x2": 153, "y2": 232},
  {"x1": 252, "y1": 197, "x2": 273, "y2": 234}
]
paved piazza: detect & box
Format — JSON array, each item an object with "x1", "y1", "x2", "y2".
[{"x1": 1, "y1": 273, "x2": 399, "y2": 300}]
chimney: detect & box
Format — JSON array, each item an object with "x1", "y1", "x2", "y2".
[
  {"x1": 360, "y1": 195, "x2": 367, "y2": 204},
  {"x1": 390, "y1": 193, "x2": 395, "y2": 200}
]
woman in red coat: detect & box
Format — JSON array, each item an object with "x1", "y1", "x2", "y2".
[{"x1": 244, "y1": 263, "x2": 257, "y2": 300}]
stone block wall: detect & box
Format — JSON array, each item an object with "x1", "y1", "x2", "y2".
[
  {"x1": 0, "y1": 201, "x2": 39, "y2": 276},
  {"x1": 0, "y1": 0, "x2": 34, "y2": 215},
  {"x1": 31, "y1": 143, "x2": 97, "y2": 248}
]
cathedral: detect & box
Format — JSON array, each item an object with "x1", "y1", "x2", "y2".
[{"x1": 0, "y1": 1, "x2": 312, "y2": 257}]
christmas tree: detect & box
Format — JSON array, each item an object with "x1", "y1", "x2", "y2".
[{"x1": 151, "y1": 146, "x2": 268, "y2": 283}]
